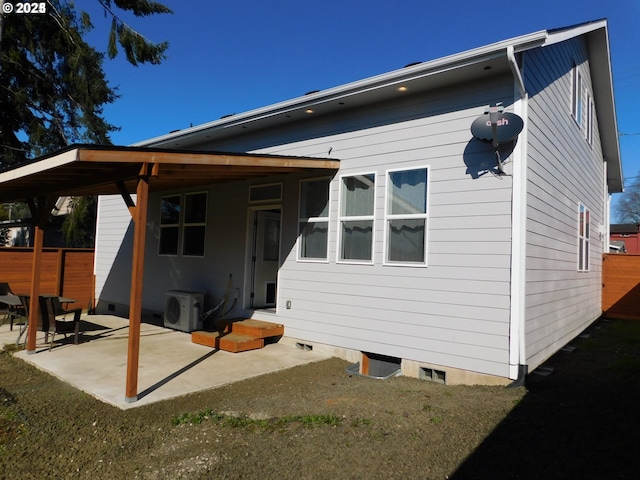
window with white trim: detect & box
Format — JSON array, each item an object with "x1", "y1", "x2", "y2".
[
  {"x1": 338, "y1": 173, "x2": 375, "y2": 263},
  {"x1": 298, "y1": 178, "x2": 330, "y2": 261},
  {"x1": 159, "y1": 195, "x2": 181, "y2": 256},
  {"x1": 159, "y1": 192, "x2": 207, "y2": 257},
  {"x1": 571, "y1": 64, "x2": 583, "y2": 126},
  {"x1": 578, "y1": 203, "x2": 590, "y2": 272},
  {"x1": 586, "y1": 94, "x2": 594, "y2": 145},
  {"x1": 385, "y1": 167, "x2": 428, "y2": 265},
  {"x1": 182, "y1": 192, "x2": 207, "y2": 256}
]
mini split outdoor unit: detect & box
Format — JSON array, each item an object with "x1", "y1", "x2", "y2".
[{"x1": 164, "y1": 290, "x2": 204, "y2": 332}]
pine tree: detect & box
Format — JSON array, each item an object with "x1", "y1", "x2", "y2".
[
  {"x1": 0, "y1": 0, "x2": 171, "y2": 246},
  {"x1": 0, "y1": 0, "x2": 172, "y2": 167}
]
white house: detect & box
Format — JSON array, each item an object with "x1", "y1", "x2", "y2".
[{"x1": 93, "y1": 19, "x2": 622, "y2": 385}]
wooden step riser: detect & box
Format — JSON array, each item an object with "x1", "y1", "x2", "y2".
[
  {"x1": 191, "y1": 331, "x2": 264, "y2": 353},
  {"x1": 232, "y1": 323, "x2": 284, "y2": 339},
  {"x1": 192, "y1": 319, "x2": 284, "y2": 353}
]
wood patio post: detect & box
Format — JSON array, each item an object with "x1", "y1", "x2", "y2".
[
  {"x1": 25, "y1": 197, "x2": 56, "y2": 353},
  {"x1": 124, "y1": 164, "x2": 151, "y2": 403},
  {"x1": 25, "y1": 225, "x2": 44, "y2": 352}
]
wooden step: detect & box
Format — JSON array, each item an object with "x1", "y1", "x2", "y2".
[
  {"x1": 191, "y1": 330, "x2": 264, "y2": 353},
  {"x1": 231, "y1": 319, "x2": 284, "y2": 339}
]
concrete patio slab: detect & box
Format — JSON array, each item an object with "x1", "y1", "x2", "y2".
[{"x1": 0, "y1": 314, "x2": 331, "y2": 410}]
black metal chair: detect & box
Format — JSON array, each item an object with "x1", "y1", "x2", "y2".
[
  {"x1": 15, "y1": 295, "x2": 30, "y2": 347},
  {"x1": 0, "y1": 283, "x2": 25, "y2": 331},
  {"x1": 46, "y1": 296, "x2": 82, "y2": 350}
]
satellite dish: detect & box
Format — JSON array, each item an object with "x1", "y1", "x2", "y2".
[
  {"x1": 470, "y1": 106, "x2": 524, "y2": 175},
  {"x1": 471, "y1": 111, "x2": 524, "y2": 144}
]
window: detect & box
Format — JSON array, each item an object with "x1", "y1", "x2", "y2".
[
  {"x1": 586, "y1": 94, "x2": 594, "y2": 145},
  {"x1": 338, "y1": 173, "x2": 375, "y2": 263},
  {"x1": 159, "y1": 195, "x2": 181, "y2": 255},
  {"x1": 182, "y1": 192, "x2": 207, "y2": 256},
  {"x1": 571, "y1": 65, "x2": 583, "y2": 126},
  {"x1": 159, "y1": 192, "x2": 207, "y2": 257},
  {"x1": 298, "y1": 178, "x2": 330, "y2": 261},
  {"x1": 249, "y1": 183, "x2": 282, "y2": 203},
  {"x1": 385, "y1": 167, "x2": 428, "y2": 265},
  {"x1": 578, "y1": 203, "x2": 590, "y2": 272}
]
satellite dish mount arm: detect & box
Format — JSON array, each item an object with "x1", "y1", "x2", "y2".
[{"x1": 487, "y1": 104, "x2": 505, "y2": 174}]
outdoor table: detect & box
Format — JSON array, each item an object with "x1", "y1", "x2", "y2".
[
  {"x1": 14, "y1": 294, "x2": 78, "y2": 344},
  {"x1": 0, "y1": 294, "x2": 22, "y2": 307}
]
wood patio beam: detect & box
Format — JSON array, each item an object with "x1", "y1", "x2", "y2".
[{"x1": 77, "y1": 148, "x2": 340, "y2": 170}]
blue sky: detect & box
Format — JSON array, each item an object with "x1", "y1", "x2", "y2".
[{"x1": 83, "y1": 0, "x2": 639, "y2": 215}]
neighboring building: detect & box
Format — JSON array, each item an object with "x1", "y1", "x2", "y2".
[
  {"x1": 610, "y1": 224, "x2": 640, "y2": 253},
  {"x1": 1, "y1": 197, "x2": 72, "y2": 247},
  {"x1": 94, "y1": 19, "x2": 622, "y2": 385}
]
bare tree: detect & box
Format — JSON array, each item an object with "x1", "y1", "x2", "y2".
[{"x1": 615, "y1": 174, "x2": 640, "y2": 223}]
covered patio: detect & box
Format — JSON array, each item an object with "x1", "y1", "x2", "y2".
[
  {"x1": 0, "y1": 314, "x2": 331, "y2": 409},
  {"x1": 0, "y1": 144, "x2": 339, "y2": 403}
]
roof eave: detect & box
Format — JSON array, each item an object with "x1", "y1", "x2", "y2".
[{"x1": 136, "y1": 31, "x2": 550, "y2": 148}]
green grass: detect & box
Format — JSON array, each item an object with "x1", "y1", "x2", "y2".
[{"x1": 172, "y1": 410, "x2": 357, "y2": 430}]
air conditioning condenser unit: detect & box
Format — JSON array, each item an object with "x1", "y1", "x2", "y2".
[{"x1": 164, "y1": 290, "x2": 204, "y2": 332}]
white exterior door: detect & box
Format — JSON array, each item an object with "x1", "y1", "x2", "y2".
[{"x1": 248, "y1": 208, "x2": 281, "y2": 308}]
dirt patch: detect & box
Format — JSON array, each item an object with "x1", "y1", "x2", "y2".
[{"x1": 1, "y1": 318, "x2": 639, "y2": 479}]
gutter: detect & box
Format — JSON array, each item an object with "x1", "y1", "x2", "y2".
[
  {"x1": 137, "y1": 32, "x2": 548, "y2": 148},
  {"x1": 507, "y1": 45, "x2": 529, "y2": 386}
]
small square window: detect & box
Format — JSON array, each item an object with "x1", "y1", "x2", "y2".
[{"x1": 159, "y1": 192, "x2": 207, "y2": 257}]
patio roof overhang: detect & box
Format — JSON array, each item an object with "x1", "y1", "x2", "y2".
[
  {"x1": 1, "y1": 144, "x2": 339, "y2": 402},
  {"x1": 0, "y1": 144, "x2": 340, "y2": 202}
]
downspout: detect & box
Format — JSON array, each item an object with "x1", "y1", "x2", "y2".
[{"x1": 507, "y1": 45, "x2": 528, "y2": 386}]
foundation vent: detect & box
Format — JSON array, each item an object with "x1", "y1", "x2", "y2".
[{"x1": 419, "y1": 367, "x2": 446, "y2": 384}]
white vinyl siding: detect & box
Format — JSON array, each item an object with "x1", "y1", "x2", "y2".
[
  {"x1": 236, "y1": 80, "x2": 515, "y2": 378},
  {"x1": 524, "y1": 37, "x2": 604, "y2": 371},
  {"x1": 94, "y1": 195, "x2": 135, "y2": 312}
]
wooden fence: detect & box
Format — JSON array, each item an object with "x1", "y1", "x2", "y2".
[
  {"x1": 602, "y1": 253, "x2": 640, "y2": 320},
  {"x1": 0, "y1": 247, "x2": 95, "y2": 311}
]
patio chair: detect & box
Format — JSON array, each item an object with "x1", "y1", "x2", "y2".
[
  {"x1": 0, "y1": 283, "x2": 25, "y2": 330},
  {"x1": 46, "y1": 296, "x2": 82, "y2": 350},
  {"x1": 15, "y1": 295, "x2": 30, "y2": 347}
]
